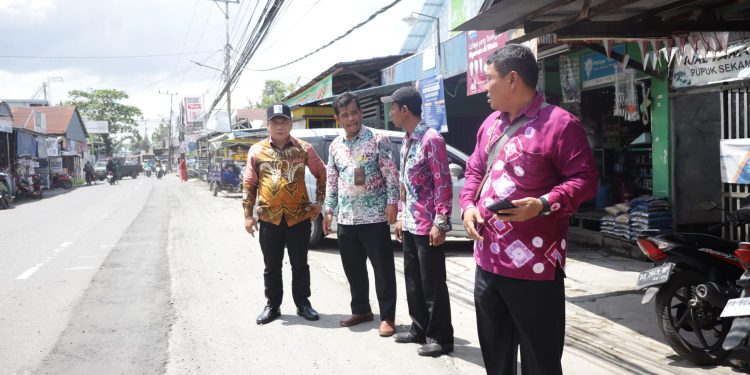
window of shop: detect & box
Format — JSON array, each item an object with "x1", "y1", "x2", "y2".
[{"x1": 307, "y1": 118, "x2": 336, "y2": 129}]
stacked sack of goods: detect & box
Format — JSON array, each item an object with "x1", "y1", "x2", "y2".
[
  {"x1": 628, "y1": 196, "x2": 672, "y2": 239},
  {"x1": 600, "y1": 203, "x2": 630, "y2": 238}
]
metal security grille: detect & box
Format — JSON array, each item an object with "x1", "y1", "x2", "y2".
[{"x1": 721, "y1": 87, "x2": 750, "y2": 240}]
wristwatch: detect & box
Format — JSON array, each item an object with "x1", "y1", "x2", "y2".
[
  {"x1": 538, "y1": 197, "x2": 551, "y2": 216},
  {"x1": 433, "y1": 214, "x2": 451, "y2": 232}
]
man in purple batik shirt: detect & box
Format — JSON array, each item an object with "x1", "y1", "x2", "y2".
[
  {"x1": 381, "y1": 86, "x2": 454, "y2": 358},
  {"x1": 460, "y1": 45, "x2": 598, "y2": 374}
]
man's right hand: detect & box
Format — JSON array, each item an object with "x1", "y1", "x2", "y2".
[
  {"x1": 395, "y1": 220, "x2": 403, "y2": 243},
  {"x1": 463, "y1": 206, "x2": 484, "y2": 241},
  {"x1": 244, "y1": 217, "x2": 258, "y2": 237},
  {"x1": 323, "y1": 213, "x2": 333, "y2": 235}
]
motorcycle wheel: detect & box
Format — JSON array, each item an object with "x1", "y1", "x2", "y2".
[
  {"x1": 0, "y1": 196, "x2": 8, "y2": 209},
  {"x1": 309, "y1": 214, "x2": 324, "y2": 247},
  {"x1": 655, "y1": 270, "x2": 731, "y2": 365},
  {"x1": 213, "y1": 183, "x2": 219, "y2": 197},
  {"x1": 63, "y1": 180, "x2": 73, "y2": 189}
]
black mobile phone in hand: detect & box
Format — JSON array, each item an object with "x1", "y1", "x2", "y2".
[{"x1": 486, "y1": 198, "x2": 517, "y2": 215}]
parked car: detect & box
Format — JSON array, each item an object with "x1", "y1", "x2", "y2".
[
  {"x1": 94, "y1": 157, "x2": 141, "y2": 181},
  {"x1": 291, "y1": 128, "x2": 470, "y2": 246}
]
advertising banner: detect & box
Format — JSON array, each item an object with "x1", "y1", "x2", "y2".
[
  {"x1": 184, "y1": 96, "x2": 204, "y2": 125},
  {"x1": 0, "y1": 117, "x2": 11, "y2": 133},
  {"x1": 416, "y1": 75, "x2": 448, "y2": 133},
  {"x1": 49, "y1": 156, "x2": 63, "y2": 174},
  {"x1": 720, "y1": 138, "x2": 750, "y2": 184},
  {"x1": 466, "y1": 30, "x2": 508, "y2": 96},
  {"x1": 84, "y1": 121, "x2": 109, "y2": 134},
  {"x1": 673, "y1": 44, "x2": 750, "y2": 88},
  {"x1": 286, "y1": 74, "x2": 333, "y2": 107},
  {"x1": 581, "y1": 44, "x2": 627, "y2": 88}
]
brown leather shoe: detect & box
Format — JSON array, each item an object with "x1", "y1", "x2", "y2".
[
  {"x1": 378, "y1": 319, "x2": 395, "y2": 337},
  {"x1": 339, "y1": 312, "x2": 374, "y2": 327}
]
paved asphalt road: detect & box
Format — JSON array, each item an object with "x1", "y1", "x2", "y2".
[{"x1": 0, "y1": 176, "x2": 740, "y2": 374}]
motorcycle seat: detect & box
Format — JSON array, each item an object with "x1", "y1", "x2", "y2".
[{"x1": 659, "y1": 232, "x2": 740, "y2": 255}]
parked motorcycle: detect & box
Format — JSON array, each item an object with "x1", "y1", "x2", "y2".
[
  {"x1": 50, "y1": 173, "x2": 73, "y2": 189},
  {"x1": 107, "y1": 171, "x2": 117, "y2": 185},
  {"x1": 14, "y1": 175, "x2": 43, "y2": 200},
  {"x1": 635, "y1": 202, "x2": 747, "y2": 365},
  {"x1": 0, "y1": 173, "x2": 12, "y2": 209},
  {"x1": 720, "y1": 242, "x2": 750, "y2": 370}
]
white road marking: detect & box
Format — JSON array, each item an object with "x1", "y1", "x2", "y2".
[
  {"x1": 60, "y1": 242, "x2": 73, "y2": 248},
  {"x1": 16, "y1": 263, "x2": 44, "y2": 280},
  {"x1": 65, "y1": 266, "x2": 96, "y2": 271}
]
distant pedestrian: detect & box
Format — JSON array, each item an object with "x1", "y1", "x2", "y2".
[
  {"x1": 460, "y1": 44, "x2": 598, "y2": 375},
  {"x1": 179, "y1": 157, "x2": 188, "y2": 182},
  {"x1": 382, "y1": 87, "x2": 454, "y2": 357},
  {"x1": 323, "y1": 92, "x2": 399, "y2": 337},
  {"x1": 242, "y1": 103, "x2": 327, "y2": 325}
]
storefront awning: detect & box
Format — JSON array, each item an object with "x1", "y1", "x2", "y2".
[
  {"x1": 298, "y1": 82, "x2": 414, "y2": 107},
  {"x1": 454, "y1": 0, "x2": 750, "y2": 43}
]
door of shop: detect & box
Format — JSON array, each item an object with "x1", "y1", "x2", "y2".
[{"x1": 721, "y1": 86, "x2": 750, "y2": 240}]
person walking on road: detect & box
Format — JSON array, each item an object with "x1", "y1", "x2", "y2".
[
  {"x1": 323, "y1": 92, "x2": 400, "y2": 337},
  {"x1": 242, "y1": 103, "x2": 327, "y2": 325},
  {"x1": 179, "y1": 156, "x2": 188, "y2": 182},
  {"x1": 382, "y1": 87, "x2": 454, "y2": 357},
  {"x1": 460, "y1": 45, "x2": 598, "y2": 375}
]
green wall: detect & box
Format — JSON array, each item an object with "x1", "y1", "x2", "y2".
[{"x1": 650, "y1": 77, "x2": 671, "y2": 198}]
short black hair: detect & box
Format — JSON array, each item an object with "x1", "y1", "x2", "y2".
[
  {"x1": 394, "y1": 101, "x2": 422, "y2": 117},
  {"x1": 486, "y1": 44, "x2": 538, "y2": 88},
  {"x1": 333, "y1": 92, "x2": 361, "y2": 116}
]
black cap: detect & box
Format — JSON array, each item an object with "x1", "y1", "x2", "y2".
[
  {"x1": 380, "y1": 86, "x2": 422, "y2": 114},
  {"x1": 266, "y1": 103, "x2": 292, "y2": 120}
]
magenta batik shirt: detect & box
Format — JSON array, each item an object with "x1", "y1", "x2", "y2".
[{"x1": 459, "y1": 94, "x2": 598, "y2": 281}]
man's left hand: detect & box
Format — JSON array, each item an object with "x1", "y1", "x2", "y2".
[
  {"x1": 429, "y1": 225, "x2": 447, "y2": 247},
  {"x1": 496, "y1": 197, "x2": 544, "y2": 222},
  {"x1": 385, "y1": 204, "x2": 397, "y2": 225}
]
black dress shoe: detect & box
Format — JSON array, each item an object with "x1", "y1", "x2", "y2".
[
  {"x1": 256, "y1": 305, "x2": 281, "y2": 325},
  {"x1": 296, "y1": 304, "x2": 320, "y2": 321},
  {"x1": 394, "y1": 332, "x2": 426, "y2": 344},
  {"x1": 418, "y1": 342, "x2": 454, "y2": 357}
]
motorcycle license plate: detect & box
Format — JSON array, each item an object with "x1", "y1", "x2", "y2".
[
  {"x1": 636, "y1": 262, "x2": 675, "y2": 289},
  {"x1": 721, "y1": 298, "x2": 750, "y2": 318}
]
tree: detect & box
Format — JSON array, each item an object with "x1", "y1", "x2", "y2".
[
  {"x1": 254, "y1": 79, "x2": 299, "y2": 108},
  {"x1": 66, "y1": 89, "x2": 143, "y2": 156},
  {"x1": 150, "y1": 119, "x2": 170, "y2": 149}
]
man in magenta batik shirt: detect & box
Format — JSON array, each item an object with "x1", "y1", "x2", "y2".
[
  {"x1": 460, "y1": 45, "x2": 598, "y2": 374},
  {"x1": 382, "y1": 87, "x2": 454, "y2": 358}
]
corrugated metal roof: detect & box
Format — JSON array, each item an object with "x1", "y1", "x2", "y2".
[{"x1": 399, "y1": 1, "x2": 445, "y2": 54}]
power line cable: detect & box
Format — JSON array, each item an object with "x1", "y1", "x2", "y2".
[
  {"x1": 0, "y1": 50, "x2": 220, "y2": 60},
  {"x1": 248, "y1": 0, "x2": 401, "y2": 72}
]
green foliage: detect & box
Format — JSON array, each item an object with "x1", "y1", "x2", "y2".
[
  {"x1": 66, "y1": 89, "x2": 143, "y2": 156},
  {"x1": 254, "y1": 79, "x2": 299, "y2": 108}
]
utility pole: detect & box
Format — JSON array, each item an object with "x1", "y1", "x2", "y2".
[
  {"x1": 159, "y1": 90, "x2": 177, "y2": 172},
  {"x1": 211, "y1": 0, "x2": 239, "y2": 130}
]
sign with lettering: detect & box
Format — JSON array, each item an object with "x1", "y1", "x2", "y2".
[{"x1": 673, "y1": 45, "x2": 750, "y2": 88}]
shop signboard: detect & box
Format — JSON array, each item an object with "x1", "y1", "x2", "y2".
[
  {"x1": 673, "y1": 45, "x2": 750, "y2": 88},
  {"x1": 581, "y1": 44, "x2": 627, "y2": 88},
  {"x1": 466, "y1": 30, "x2": 508, "y2": 96},
  {"x1": 0, "y1": 117, "x2": 11, "y2": 133},
  {"x1": 84, "y1": 121, "x2": 109, "y2": 134},
  {"x1": 46, "y1": 138, "x2": 59, "y2": 156},
  {"x1": 49, "y1": 156, "x2": 64, "y2": 174},
  {"x1": 416, "y1": 75, "x2": 448, "y2": 133},
  {"x1": 286, "y1": 74, "x2": 333, "y2": 107}
]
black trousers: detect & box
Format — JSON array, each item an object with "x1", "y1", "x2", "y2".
[
  {"x1": 475, "y1": 266, "x2": 565, "y2": 375},
  {"x1": 337, "y1": 222, "x2": 397, "y2": 321},
  {"x1": 402, "y1": 231, "x2": 453, "y2": 344},
  {"x1": 258, "y1": 216, "x2": 312, "y2": 309}
]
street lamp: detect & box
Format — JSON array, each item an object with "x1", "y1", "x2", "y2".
[{"x1": 402, "y1": 12, "x2": 441, "y2": 70}]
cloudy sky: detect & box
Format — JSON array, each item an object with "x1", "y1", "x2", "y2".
[{"x1": 0, "y1": 0, "x2": 423, "y2": 133}]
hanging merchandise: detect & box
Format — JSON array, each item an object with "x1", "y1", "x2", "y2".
[
  {"x1": 613, "y1": 64, "x2": 640, "y2": 122},
  {"x1": 559, "y1": 55, "x2": 581, "y2": 103},
  {"x1": 639, "y1": 83, "x2": 651, "y2": 126}
]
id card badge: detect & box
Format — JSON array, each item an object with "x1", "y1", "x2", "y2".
[{"x1": 354, "y1": 167, "x2": 365, "y2": 186}]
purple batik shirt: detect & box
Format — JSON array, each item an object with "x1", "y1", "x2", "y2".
[
  {"x1": 399, "y1": 122, "x2": 452, "y2": 236},
  {"x1": 459, "y1": 94, "x2": 598, "y2": 281}
]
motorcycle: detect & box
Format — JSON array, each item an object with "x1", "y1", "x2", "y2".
[
  {"x1": 145, "y1": 167, "x2": 152, "y2": 178},
  {"x1": 156, "y1": 166, "x2": 163, "y2": 179},
  {"x1": 14, "y1": 175, "x2": 43, "y2": 200},
  {"x1": 50, "y1": 173, "x2": 73, "y2": 189},
  {"x1": 635, "y1": 201, "x2": 747, "y2": 365},
  {"x1": 107, "y1": 171, "x2": 117, "y2": 185},
  {"x1": 0, "y1": 173, "x2": 12, "y2": 209}
]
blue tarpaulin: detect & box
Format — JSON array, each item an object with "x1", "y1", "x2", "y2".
[{"x1": 16, "y1": 131, "x2": 37, "y2": 157}]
